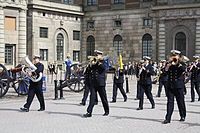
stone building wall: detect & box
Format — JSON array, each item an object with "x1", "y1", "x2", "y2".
[
  {"x1": 27, "y1": 0, "x2": 83, "y2": 68},
  {"x1": 0, "y1": 0, "x2": 27, "y2": 68},
  {"x1": 81, "y1": 9, "x2": 157, "y2": 62}
]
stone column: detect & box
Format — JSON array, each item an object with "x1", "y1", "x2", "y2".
[
  {"x1": 158, "y1": 21, "x2": 166, "y2": 60},
  {"x1": 18, "y1": 9, "x2": 26, "y2": 62},
  {"x1": 0, "y1": 7, "x2": 4, "y2": 63},
  {"x1": 195, "y1": 19, "x2": 200, "y2": 55}
]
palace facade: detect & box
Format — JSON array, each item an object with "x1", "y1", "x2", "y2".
[{"x1": 1, "y1": 0, "x2": 200, "y2": 68}]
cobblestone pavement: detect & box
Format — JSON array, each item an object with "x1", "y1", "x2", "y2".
[{"x1": 0, "y1": 74, "x2": 200, "y2": 133}]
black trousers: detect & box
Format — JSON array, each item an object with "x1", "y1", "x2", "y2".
[
  {"x1": 81, "y1": 85, "x2": 98, "y2": 104},
  {"x1": 87, "y1": 86, "x2": 109, "y2": 114},
  {"x1": 24, "y1": 86, "x2": 45, "y2": 109},
  {"x1": 157, "y1": 80, "x2": 167, "y2": 97},
  {"x1": 165, "y1": 88, "x2": 186, "y2": 121},
  {"x1": 139, "y1": 84, "x2": 155, "y2": 108},
  {"x1": 191, "y1": 81, "x2": 200, "y2": 101},
  {"x1": 136, "y1": 81, "x2": 141, "y2": 99},
  {"x1": 112, "y1": 82, "x2": 127, "y2": 101}
]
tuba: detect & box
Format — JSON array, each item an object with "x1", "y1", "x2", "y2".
[{"x1": 21, "y1": 56, "x2": 43, "y2": 82}]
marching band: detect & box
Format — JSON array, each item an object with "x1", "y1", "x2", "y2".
[{"x1": 11, "y1": 49, "x2": 200, "y2": 124}]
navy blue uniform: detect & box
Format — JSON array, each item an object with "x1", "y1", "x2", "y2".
[
  {"x1": 138, "y1": 64, "x2": 155, "y2": 109},
  {"x1": 190, "y1": 62, "x2": 200, "y2": 102},
  {"x1": 112, "y1": 69, "x2": 127, "y2": 102},
  {"x1": 165, "y1": 64, "x2": 186, "y2": 122},
  {"x1": 24, "y1": 62, "x2": 45, "y2": 110},
  {"x1": 157, "y1": 66, "x2": 168, "y2": 97},
  {"x1": 86, "y1": 62, "x2": 109, "y2": 115},
  {"x1": 81, "y1": 65, "x2": 98, "y2": 105}
]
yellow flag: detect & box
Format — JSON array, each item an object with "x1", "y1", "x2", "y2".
[{"x1": 119, "y1": 54, "x2": 123, "y2": 70}]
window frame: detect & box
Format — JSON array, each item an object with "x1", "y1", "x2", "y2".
[
  {"x1": 143, "y1": 18, "x2": 153, "y2": 28},
  {"x1": 73, "y1": 30, "x2": 80, "y2": 41},
  {"x1": 114, "y1": 0, "x2": 124, "y2": 4},
  {"x1": 57, "y1": 33, "x2": 64, "y2": 61},
  {"x1": 40, "y1": 49, "x2": 48, "y2": 61},
  {"x1": 5, "y1": 45, "x2": 14, "y2": 65},
  {"x1": 87, "y1": 0, "x2": 97, "y2": 6},
  {"x1": 86, "y1": 36, "x2": 95, "y2": 57},
  {"x1": 39, "y1": 27, "x2": 48, "y2": 38},
  {"x1": 113, "y1": 35, "x2": 123, "y2": 56},
  {"x1": 73, "y1": 50, "x2": 80, "y2": 62},
  {"x1": 142, "y1": 34, "x2": 153, "y2": 58}
]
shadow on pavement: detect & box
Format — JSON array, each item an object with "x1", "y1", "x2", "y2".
[
  {"x1": 182, "y1": 122, "x2": 200, "y2": 127},
  {"x1": 160, "y1": 109, "x2": 200, "y2": 115},
  {"x1": 46, "y1": 111, "x2": 83, "y2": 117},
  {"x1": 0, "y1": 108, "x2": 21, "y2": 112},
  {"x1": 53, "y1": 102, "x2": 82, "y2": 106},
  {"x1": 110, "y1": 115, "x2": 163, "y2": 123},
  {"x1": 109, "y1": 105, "x2": 137, "y2": 110}
]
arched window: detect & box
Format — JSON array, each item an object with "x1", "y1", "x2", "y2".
[
  {"x1": 57, "y1": 33, "x2": 64, "y2": 61},
  {"x1": 87, "y1": 36, "x2": 95, "y2": 57},
  {"x1": 142, "y1": 33, "x2": 152, "y2": 57},
  {"x1": 175, "y1": 32, "x2": 186, "y2": 55},
  {"x1": 113, "y1": 35, "x2": 123, "y2": 56}
]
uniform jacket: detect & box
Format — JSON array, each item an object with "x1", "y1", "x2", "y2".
[
  {"x1": 138, "y1": 64, "x2": 154, "y2": 85},
  {"x1": 114, "y1": 68, "x2": 124, "y2": 84},
  {"x1": 190, "y1": 62, "x2": 200, "y2": 82},
  {"x1": 90, "y1": 62, "x2": 106, "y2": 87},
  {"x1": 159, "y1": 67, "x2": 168, "y2": 82},
  {"x1": 167, "y1": 64, "x2": 185, "y2": 89}
]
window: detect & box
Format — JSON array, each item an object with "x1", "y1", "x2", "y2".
[
  {"x1": 40, "y1": 49, "x2": 48, "y2": 61},
  {"x1": 40, "y1": 27, "x2": 48, "y2": 38},
  {"x1": 114, "y1": 0, "x2": 124, "y2": 4},
  {"x1": 87, "y1": 36, "x2": 95, "y2": 57},
  {"x1": 87, "y1": 0, "x2": 97, "y2": 6},
  {"x1": 114, "y1": 20, "x2": 122, "y2": 28},
  {"x1": 142, "y1": 34, "x2": 152, "y2": 57},
  {"x1": 73, "y1": 51, "x2": 80, "y2": 61},
  {"x1": 87, "y1": 21, "x2": 95, "y2": 30},
  {"x1": 5, "y1": 16, "x2": 16, "y2": 31},
  {"x1": 175, "y1": 32, "x2": 186, "y2": 55},
  {"x1": 57, "y1": 33, "x2": 64, "y2": 61},
  {"x1": 143, "y1": 18, "x2": 152, "y2": 27},
  {"x1": 5, "y1": 45, "x2": 14, "y2": 65},
  {"x1": 11, "y1": 0, "x2": 15, "y2": 2},
  {"x1": 113, "y1": 35, "x2": 123, "y2": 56},
  {"x1": 73, "y1": 31, "x2": 80, "y2": 40}
]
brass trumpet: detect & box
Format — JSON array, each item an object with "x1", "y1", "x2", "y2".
[{"x1": 88, "y1": 55, "x2": 104, "y2": 66}]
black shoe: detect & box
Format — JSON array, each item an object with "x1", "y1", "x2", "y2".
[
  {"x1": 180, "y1": 117, "x2": 185, "y2": 122},
  {"x1": 124, "y1": 97, "x2": 127, "y2": 102},
  {"x1": 134, "y1": 98, "x2": 139, "y2": 100},
  {"x1": 80, "y1": 102, "x2": 86, "y2": 106},
  {"x1": 136, "y1": 107, "x2": 143, "y2": 110},
  {"x1": 20, "y1": 107, "x2": 29, "y2": 112},
  {"x1": 163, "y1": 120, "x2": 170, "y2": 124},
  {"x1": 198, "y1": 98, "x2": 200, "y2": 101},
  {"x1": 38, "y1": 108, "x2": 45, "y2": 111},
  {"x1": 110, "y1": 100, "x2": 116, "y2": 103},
  {"x1": 103, "y1": 112, "x2": 109, "y2": 116},
  {"x1": 83, "y1": 113, "x2": 92, "y2": 118},
  {"x1": 191, "y1": 100, "x2": 195, "y2": 102},
  {"x1": 152, "y1": 105, "x2": 155, "y2": 109}
]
